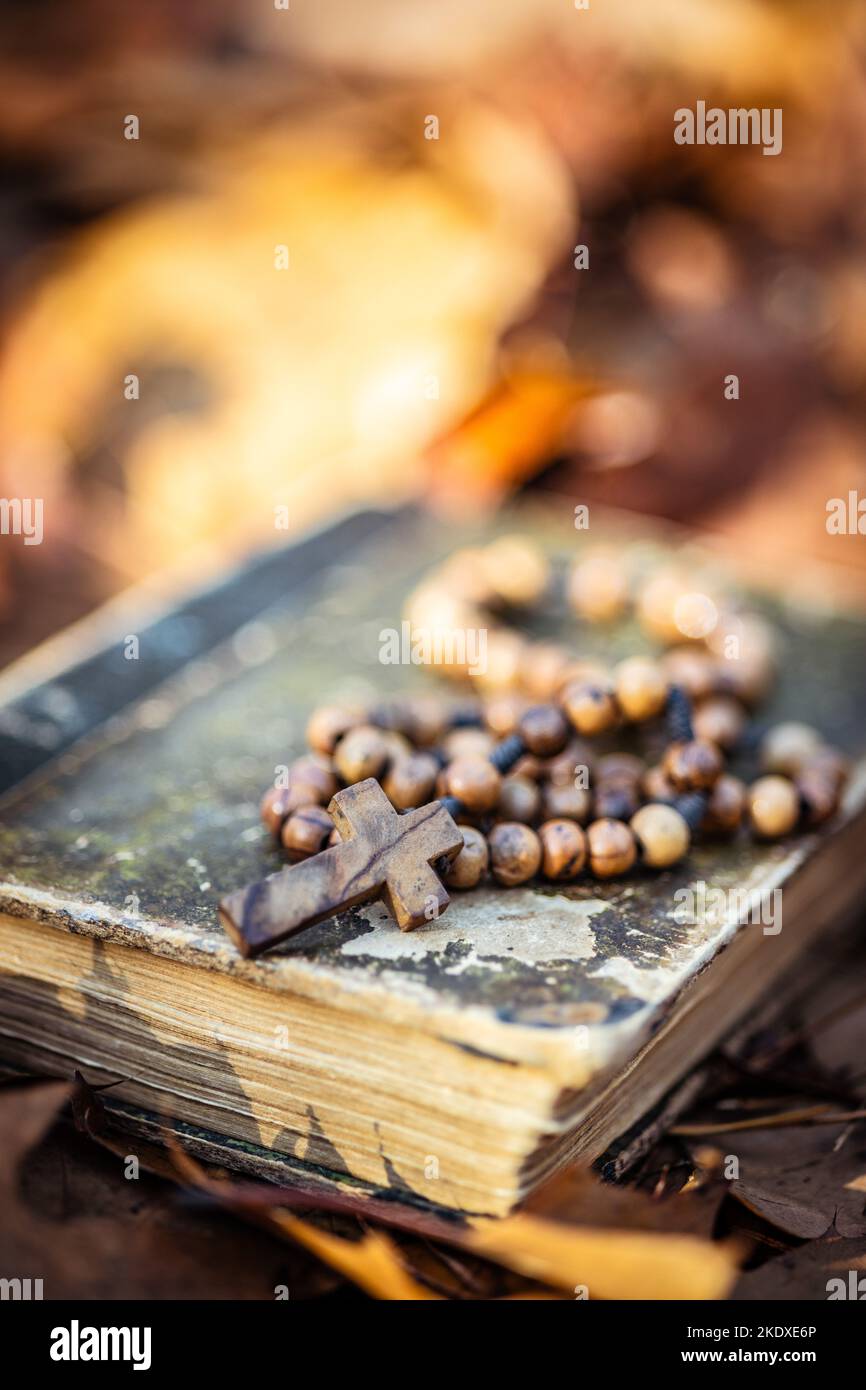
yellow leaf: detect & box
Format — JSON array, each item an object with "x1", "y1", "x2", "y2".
[{"x1": 469, "y1": 1214, "x2": 738, "y2": 1301}]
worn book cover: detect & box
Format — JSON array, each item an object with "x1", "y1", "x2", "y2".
[{"x1": 1, "y1": 505, "x2": 865, "y2": 1214}]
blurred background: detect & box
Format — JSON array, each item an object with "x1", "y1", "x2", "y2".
[{"x1": 1, "y1": 0, "x2": 865, "y2": 668}]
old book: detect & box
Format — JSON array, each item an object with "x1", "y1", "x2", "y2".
[{"x1": 1, "y1": 506, "x2": 864, "y2": 1217}]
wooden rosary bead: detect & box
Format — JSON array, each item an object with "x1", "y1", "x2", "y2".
[
  {"x1": 663, "y1": 738, "x2": 723, "y2": 791},
  {"x1": 288, "y1": 753, "x2": 338, "y2": 803},
  {"x1": 760, "y1": 722, "x2": 823, "y2": 778},
  {"x1": 595, "y1": 753, "x2": 645, "y2": 786},
  {"x1": 692, "y1": 695, "x2": 746, "y2": 751},
  {"x1": 541, "y1": 782, "x2": 593, "y2": 825},
  {"x1": 586, "y1": 818, "x2": 637, "y2": 878},
  {"x1": 306, "y1": 704, "x2": 364, "y2": 755},
  {"x1": 795, "y1": 769, "x2": 838, "y2": 827},
  {"x1": 561, "y1": 680, "x2": 619, "y2": 737},
  {"x1": 630, "y1": 803, "x2": 690, "y2": 868},
  {"x1": 518, "y1": 703, "x2": 570, "y2": 757},
  {"x1": 642, "y1": 764, "x2": 677, "y2": 804},
  {"x1": 661, "y1": 646, "x2": 719, "y2": 703},
  {"x1": 538, "y1": 819, "x2": 586, "y2": 881},
  {"x1": 637, "y1": 569, "x2": 690, "y2": 645},
  {"x1": 443, "y1": 756, "x2": 502, "y2": 814},
  {"x1": 802, "y1": 746, "x2": 848, "y2": 790},
  {"x1": 281, "y1": 804, "x2": 333, "y2": 860},
  {"x1": 519, "y1": 643, "x2": 571, "y2": 700},
  {"x1": 481, "y1": 534, "x2": 550, "y2": 607},
  {"x1": 260, "y1": 785, "x2": 294, "y2": 837},
  {"x1": 333, "y1": 724, "x2": 390, "y2": 784},
  {"x1": 405, "y1": 695, "x2": 450, "y2": 747},
  {"x1": 443, "y1": 825, "x2": 489, "y2": 889},
  {"x1": 613, "y1": 656, "x2": 667, "y2": 722},
  {"x1": 712, "y1": 615, "x2": 776, "y2": 706},
  {"x1": 442, "y1": 727, "x2": 495, "y2": 761},
  {"x1": 484, "y1": 693, "x2": 527, "y2": 739},
  {"x1": 497, "y1": 774, "x2": 542, "y2": 824},
  {"x1": 747, "y1": 775, "x2": 800, "y2": 839},
  {"x1": 546, "y1": 742, "x2": 594, "y2": 786},
  {"x1": 594, "y1": 782, "x2": 640, "y2": 822},
  {"x1": 382, "y1": 752, "x2": 439, "y2": 811},
  {"x1": 488, "y1": 822, "x2": 542, "y2": 886},
  {"x1": 477, "y1": 629, "x2": 526, "y2": 692},
  {"x1": 701, "y1": 774, "x2": 746, "y2": 835},
  {"x1": 568, "y1": 552, "x2": 629, "y2": 623}
]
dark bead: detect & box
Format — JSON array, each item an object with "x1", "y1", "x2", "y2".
[
  {"x1": 490, "y1": 733, "x2": 528, "y2": 775},
  {"x1": 594, "y1": 783, "x2": 639, "y2": 821},
  {"x1": 518, "y1": 704, "x2": 570, "y2": 757},
  {"x1": 663, "y1": 738, "x2": 723, "y2": 791},
  {"x1": 664, "y1": 684, "x2": 694, "y2": 744}
]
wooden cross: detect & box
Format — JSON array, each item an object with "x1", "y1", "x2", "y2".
[{"x1": 219, "y1": 778, "x2": 463, "y2": 958}]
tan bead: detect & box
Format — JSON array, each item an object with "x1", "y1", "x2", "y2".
[
  {"x1": 613, "y1": 656, "x2": 667, "y2": 722},
  {"x1": 444, "y1": 756, "x2": 502, "y2": 814},
  {"x1": 561, "y1": 680, "x2": 619, "y2": 736},
  {"x1": 663, "y1": 739, "x2": 723, "y2": 791},
  {"x1": 333, "y1": 724, "x2": 390, "y2": 784},
  {"x1": 442, "y1": 727, "x2": 495, "y2": 761},
  {"x1": 538, "y1": 819, "x2": 586, "y2": 881},
  {"x1": 541, "y1": 782, "x2": 593, "y2": 824},
  {"x1": 306, "y1": 704, "x2": 364, "y2": 755},
  {"x1": 518, "y1": 703, "x2": 570, "y2": 757},
  {"x1": 382, "y1": 753, "x2": 439, "y2": 811},
  {"x1": 405, "y1": 695, "x2": 449, "y2": 747},
  {"x1": 484, "y1": 693, "x2": 527, "y2": 739},
  {"x1": 281, "y1": 804, "x2": 333, "y2": 860},
  {"x1": 760, "y1": 722, "x2": 823, "y2": 778},
  {"x1": 475, "y1": 629, "x2": 526, "y2": 692},
  {"x1": 748, "y1": 775, "x2": 800, "y2": 839},
  {"x1": 288, "y1": 753, "x2": 338, "y2": 803},
  {"x1": 488, "y1": 822, "x2": 542, "y2": 886},
  {"x1": 795, "y1": 770, "x2": 838, "y2": 827},
  {"x1": 701, "y1": 774, "x2": 746, "y2": 835},
  {"x1": 693, "y1": 696, "x2": 746, "y2": 751},
  {"x1": 586, "y1": 819, "x2": 637, "y2": 878},
  {"x1": 636, "y1": 569, "x2": 689, "y2": 644},
  {"x1": 710, "y1": 615, "x2": 776, "y2": 705},
  {"x1": 662, "y1": 646, "x2": 719, "y2": 702},
  {"x1": 498, "y1": 775, "x2": 542, "y2": 824},
  {"x1": 379, "y1": 729, "x2": 414, "y2": 764},
  {"x1": 443, "y1": 826, "x2": 489, "y2": 890},
  {"x1": 519, "y1": 643, "x2": 571, "y2": 700},
  {"x1": 630, "y1": 804, "x2": 690, "y2": 868},
  {"x1": 642, "y1": 764, "x2": 677, "y2": 804},
  {"x1": 480, "y1": 534, "x2": 550, "y2": 607},
  {"x1": 568, "y1": 552, "x2": 629, "y2": 623},
  {"x1": 594, "y1": 783, "x2": 640, "y2": 821},
  {"x1": 260, "y1": 785, "x2": 294, "y2": 837}
]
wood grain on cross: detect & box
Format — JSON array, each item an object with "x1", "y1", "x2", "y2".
[{"x1": 219, "y1": 778, "x2": 463, "y2": 958}]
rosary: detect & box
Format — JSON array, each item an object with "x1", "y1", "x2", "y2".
[{"x1": 220, "y1": 536, "x2": 848, "y2": 958}]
